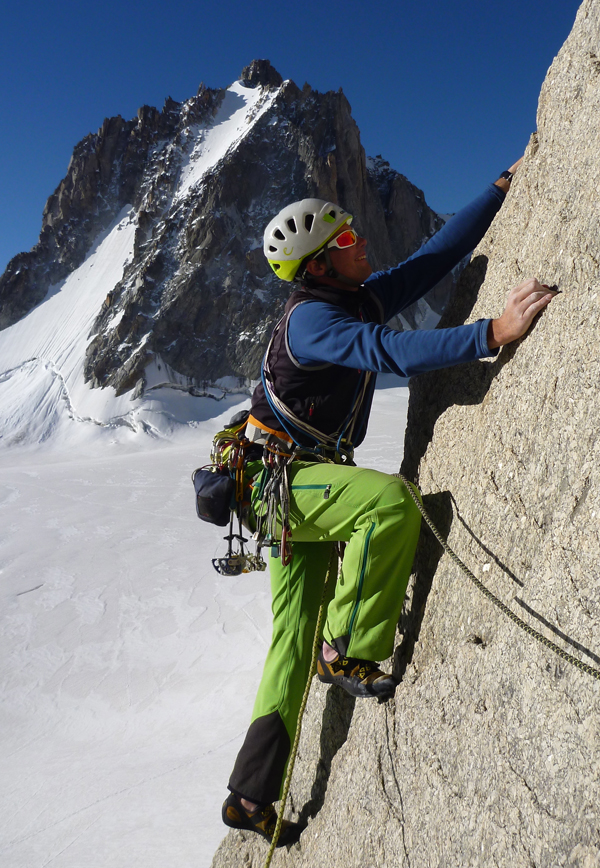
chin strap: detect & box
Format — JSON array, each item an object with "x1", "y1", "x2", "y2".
[{"x1": 322, "y1": 247, "x2": 362, "y2": 287}]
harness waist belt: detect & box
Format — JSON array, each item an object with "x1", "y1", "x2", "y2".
[{"x1": 247, "y1": 414, "x2": 293, "y2": 448}]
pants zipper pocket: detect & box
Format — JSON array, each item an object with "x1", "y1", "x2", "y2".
[{"x1": 290, "y1": 484, "x2": 333, "y2": 499}]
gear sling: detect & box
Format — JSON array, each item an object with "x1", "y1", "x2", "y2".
[{"x1": 227, "y1": 297, "x2": 422, "y2": 805}]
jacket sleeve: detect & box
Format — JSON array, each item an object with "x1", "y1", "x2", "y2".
[
  {"x1": 287, "y1": 302, "x2": 499, "y2": 378},
  {"x1": 367, "y1": 183, "x2": 505, "y2": 321}
]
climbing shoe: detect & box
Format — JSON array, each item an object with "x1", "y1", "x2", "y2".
[
  {"x1": 317, "y1": 648, "x2": 397, "y2": 699},
  {"x1": 222, "y1": 792, "x2": 304, "y2": 847}
]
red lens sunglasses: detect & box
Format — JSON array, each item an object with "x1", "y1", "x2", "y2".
[{"x1": 326, "y1": 228, "x2": 358, "y2": 250}]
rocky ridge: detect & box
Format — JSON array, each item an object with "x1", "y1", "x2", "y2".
[
  {"x1": 0, "y1": 59, "x2": 450, "y2": 399},
  {"x1": 212, "y1": 3, "x2": 600, "y2": 867}
]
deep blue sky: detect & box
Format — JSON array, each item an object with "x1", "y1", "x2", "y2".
[{"x1": 1, "y1": 0, "x2": 581, "y2": 275}]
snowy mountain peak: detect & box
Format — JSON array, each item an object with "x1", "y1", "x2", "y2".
[{"x1": 0, "y1": 62, "x2": 450, "y2": 449}]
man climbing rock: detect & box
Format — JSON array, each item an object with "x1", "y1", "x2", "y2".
[{"x1": 222, "y1": 160, "x2": 558, "y2": 846}]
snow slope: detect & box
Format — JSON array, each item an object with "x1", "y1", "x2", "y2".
[
  {"x1": 0, "y1": 414, "x2": 270, "y2": 868},
  {"x1": 0, "y1": 206, "x2": 159, "y2": 449},
  {"x1": 176, "y1": 81, "x2": 277, "y2": 202},
  {"x1": 0, "y1": 382, "x2": 408, "y2": 868}
]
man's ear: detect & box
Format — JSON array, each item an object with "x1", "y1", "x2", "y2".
[{"x1": 305, "y1": 258, "x2": 326, "y2": 277}]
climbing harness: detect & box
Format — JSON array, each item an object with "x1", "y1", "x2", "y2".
[{"x1": 396, "y1": 472, "x2": 600, "y2": 681}]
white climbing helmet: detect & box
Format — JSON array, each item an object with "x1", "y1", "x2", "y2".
[{"x1": 263, "y1": 198, "x2": 353, "y2": 282}]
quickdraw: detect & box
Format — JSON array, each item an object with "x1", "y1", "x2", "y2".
[
  {"x1": 213, "y1": 512, "x2": 266, "y2": 576},
  {"x1": 252, "y1": 442, "x2": 295, "y2": 567}
]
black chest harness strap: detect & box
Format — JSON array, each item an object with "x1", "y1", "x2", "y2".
[{"x1": 260, "y1": 302, "x2": 372, "y2": 461}]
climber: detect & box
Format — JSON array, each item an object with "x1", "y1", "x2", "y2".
[{"x1": 221, "y1": 159, "x2": 558, "y2": 846}]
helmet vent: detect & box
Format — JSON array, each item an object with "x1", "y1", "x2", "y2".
[{"x1": 263, "y1": 198, "x2": 354, "y2": 281}]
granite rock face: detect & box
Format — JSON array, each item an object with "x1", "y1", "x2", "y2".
[
  {"x1": 212, "y1": 3, "x2": 600, "y2": 866},
  {"x1": 0, "y1": 60, "x2": 449, "y2": 398}
]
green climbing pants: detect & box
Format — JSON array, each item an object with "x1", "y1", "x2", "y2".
[{"x1": 228, "y1": 460, "x2": 421, "y2": 805}]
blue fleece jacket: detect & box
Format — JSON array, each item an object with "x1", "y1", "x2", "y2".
[{"x1": 287, "y1": 183, "x2": 504, "y2": 377}]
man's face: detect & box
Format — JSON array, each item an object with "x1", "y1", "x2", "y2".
[{"x1": 327, "y1": 224, "x2": 373, "y2": 284}]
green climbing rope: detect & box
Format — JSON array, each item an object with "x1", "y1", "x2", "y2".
[
  {"x1": 262, "y1": 549, "x2": 338, "y2": 866},
  {"x1": 396, "y1": 472, "x2": 600, "y2": 681}
]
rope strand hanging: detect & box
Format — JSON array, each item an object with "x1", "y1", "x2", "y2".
[
  {"x1": 396, "y1": 472, "x2": 600, "y2": 681},
  {"x1": 262, "y1": 549, "x2": 338, "y2": 865}
]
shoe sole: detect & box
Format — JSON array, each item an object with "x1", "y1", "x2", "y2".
[
  {"x1": 222, "y1": 798, "x2": 303, "y2": 847},
  {"x1": 317, "y1": 672, "x2": 397, "y2": 699}
]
